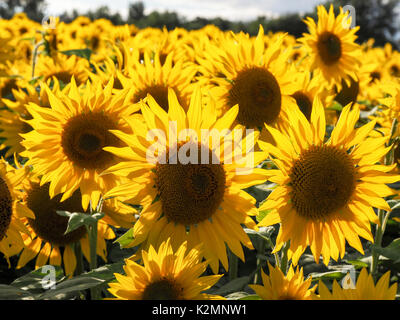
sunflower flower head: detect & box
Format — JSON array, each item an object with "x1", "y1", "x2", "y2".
[
  {"x1": 108, "y1": 239, "x2": 224, "y2": 300},
  {"x1": 249, "y1": 262, "x2": 316, "y2": 300},
  {"x1": 20, "y1": 77, "x2": 139, "y2": 211},
  {"x1": 300, "y1": 5, "x2": 361, "y2": 89},
  {"x1": 103, "y1": 86, "x2": 269, "y2": 273},
  {"x1": 312, "y1": 268, "x2": 397, "y2": 300},
  {"x1": 258, "y1": 96, "x2": 400, "y2": 265}
]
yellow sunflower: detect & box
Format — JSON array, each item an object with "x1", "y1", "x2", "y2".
[
  {"x1": 115, "y1": 47, "x2": 198, "y2": 112},
  {"x1": 0, "y1": 79, "x2": 63, "y2": 158},
  {"x1": 258, "y1": 97, "x2": 400, "y2": 265},
  {"x1": 16, "y1": 176, "x2": 130, "y2": 277},
  {"x1": 34, "y1": 53, "x2": 89, "y2": 86},
  {"x1": 299, "y1": 5, "x2": 361, "y2": 89},
  {"x1": 103, "y1": 87, "x2": 267, "y2": 273},
  {"x1": 249, "y1": 262, "x2": 316, "y2": 300},
  {"x1": 289, "y1": 70, "x2": 334, "y2": 121},
  {"x1": 20, "y1": 77, "x2": 139, "y2": 211},
  {"x1": 374, "y1": 81, "x2": 400, "y2": 138},
  {"x1": 108, "y1": 239, "x2": 224, "y2": 300},
  {"x1": 0, "y1": 158, "x2": 32, "y2": 263},
  {"x1": 196, "y1": 26, "x2": 298, "y2": 130},
  {"x1": 312, "y1": 268, "x2": 397, "y2": 300}
]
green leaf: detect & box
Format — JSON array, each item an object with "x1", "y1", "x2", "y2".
[
  {"x1": 60, "y1": 48, "x2": 92, "y2": 61},
  {"x1": 56, "y1": 211, "x2": 105, "y2": 234},
  {"x1": 344, "y1": 259, "x2": 369, "y2": 269},
  {"x1": 38, "y1": 262, "x2": 124, "y2": 300},
  {"x1": 327, "y1": 102, "x2": 343, "y2": 112},
  {"x1": 224, "y1": 292, "x2": 261, "y2": 300},
  {"x1": 244, "y1": 226, "x2": 274, "y2": 242},
  {"x1": 0, "y1": 285, "x2": 35, "y2": 300},
  {"x1": 114, "y1": 227, "x2": 134, "y2": 248},
  {"x1": 372, "y1": 238, "x2": 400, "y2": 263},
  {"x1": 212, "y1": 276, "x2": 250, "y2": 296},
  {"x1": 309, "y1": 271, "x2": 346, "y2": 282},
  {"x1": 239, "y1": 294, "x2": 262, "y2": 300},
  {"x1": 11, "y1": 265, "x2": 65, "y2": 293},
  {"x1": 256, "y1": 208, "x2": 271, "y2": 223}
]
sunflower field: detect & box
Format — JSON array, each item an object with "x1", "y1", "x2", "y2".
[{"x1": 0, "y1": 4, "x2": 399, "y2": 305}]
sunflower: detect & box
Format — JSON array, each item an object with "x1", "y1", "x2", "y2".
[
  {"x1": 34, "y1": 53, "x2": 89, "y2": 86},
  {"x1": 115, "y1": 47, "x2": 198, "y2": 112},
  {"x1": 0, "y1": 158, "x2": 32, "y2": 264},
  {"x1": 248, "y1": 262, "x2": 316, "y2": 300},
  {"x1": 312, "y1": 268, "x2": 397, "y2": 300},
  {"x1": 289, "y1": 70, "x2": 334, "y2": 121},
  {"x1": 196, "y1": 25, "x2": 297, "y2": 129},
  {"x1": 374, "y1": 81, "x2": 400, "y2": 138},
  {"x1": 257, "y1": 97, "x2": 400, "y2": 265},
  {"x1": 0, "y1": 79, "x2": 62, "y2": 158},
  {"x1": 20, "y1": 77, "x2": 138, "y2": 211},
  {"x1": 103, "y1": 87, "x2": 267, "y2": 273},
  {"x1": 108, "y1": 239, "x2": 224, "y2": 300},
  {"x1": 299, "y1": 5, "x2": 361, "y2": 89},
  {"x1": 16, "y1": 176, "x2": 127, "y2": 277}
]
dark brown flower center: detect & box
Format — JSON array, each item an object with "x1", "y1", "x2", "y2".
[
  {"x1": 289, "y1": 145, "x2": 356, "y2": 220},
  {"x1": 142, "y1": 278, "x2": 182, "y2": 300},
  {"x1": 133, "y1": 85, "x2": 186, "y2": 112},
  {"x1": 45, "y1": 71, "x2": 73, "y2": 85},
  {"x1": 227, "y1": 67, "x2": 282, "y2": 127},
  {"x1": 369, "y1": 71, "x2": 381, "y2": 83},
  {"x1": 61, "y1": 112, "x2": 121, "y2": 170},
  {"x1": 0, "y1": 176, "x2": 13, "y2": 241},
  {"x1": 27, "y1": 183, "x2": 87, "y2": 246},
  {"x1": 154, "y1": 142, "x2": 226, "y2": 225},
  {"x1": 335, "y1": 77, "x2": 359, "y2": 106},
  {"x1": 390, "y1": 65, "x2": 400, "y2": 77},
  {"x1": 317, "y1": 32, "x2": 342, "y2": 65},
  {"x1": 1, "y1": 79, "x2": 18, "y2": 98},
  {"x1": 291, "y1": 91, "x2": 312, "y2": 120}
]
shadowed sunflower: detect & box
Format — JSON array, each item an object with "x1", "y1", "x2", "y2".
[
  {"x1": 290, "y1": 71, "x2": 334, "y2": 121},
  {"x1": 20, "y1": 77, "x2": 138, "y2": 211},
  {"x1": 196, "y1": 25, "x2": 297, "y2": 129},
  {"x1": 299, "y1": 5, "x2": 361, "y2": 89},
  {"x1": 0, "y1": 158, "x2": 32, "y2": 264},
  {"x1": 108, "y1": 239, "x2": 224, "y2": 300},
  {"x1": 249, "y1": 263, "x2": 316, "y2": 300},
  {"x1": 258, "y1": 97, "x2": 400, "y2": 265},
  {"x1": 312, "y1": 268, "x2": 397, "y2": 300},
  {"x1": 103, "y1": 87, "x2": 268, "y2": 273},
  {"x1": 16, "y1": 177, "x2": 129, "y2": 277}
]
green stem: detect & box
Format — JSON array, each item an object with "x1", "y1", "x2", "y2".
[
  {"x1": 280, "y1": 241, "x2": 290, "y2": 275},
  {"x1": 87, "y1": 202, "x2": 100, "y2": 300},
  {"x1": 228, "y1": 249, "x2": 238, "y2": 281},
  {"x1": 74, "y1": 241, "x2": 84, "y2": 276},
  {"x1": 371, "y1": 209, "x2": 391, "y2": 278},
  {"x1": 253, "y1": 237, "x2": 264, "y2": 284},
  {"x1": 31, "y1": 40, "x2": 44, "y2": 79}
]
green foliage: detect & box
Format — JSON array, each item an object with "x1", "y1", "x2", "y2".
[
  {"x1": 56, "y1": 210, "x2": 105, "y2": 234},
  {"x1": 372, "y1": 238, "x2": 400, "y2": 264},
  {"x1": 60, "y1": 48, "x2": 93, "y2": 61},
  {"x1": 114, "y1": 228, "x2": 135, "y2": 248}
]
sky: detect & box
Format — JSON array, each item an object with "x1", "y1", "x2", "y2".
[{"x1": 46, "y1": 0, "x2": 325, "y2": 21}]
